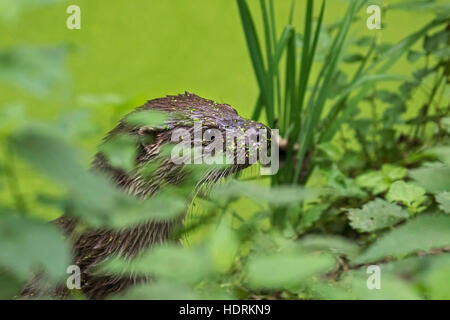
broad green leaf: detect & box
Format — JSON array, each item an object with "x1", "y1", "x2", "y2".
[
  {"x1": 11, "y1": 125, "x2": 125, "y2": 226},
  {"x1": 347, "y1": 199, "x2": 409, "y2": 233},
  {"x1": 429, "y1": 146, "x2": 450, "y2": 166},
  {"x1": 410, "y1": 167, "x2": 450, "y2": 194},
  {"x1": 386, "y1": 181, "x2": 426, "y2": 210},
  {"x1": 356, "y1": 171, "x2": 390, "y2": 194},
  {"x1": 101, "y1": 244, "x2": 211, "y2": 285},
  {"x1": 297, "y1": 204, "x2": 328, "y2": 232},
  {"x1": 246, "y1": 251, "x2": 336, "y2": 289},
  {"x1": 323, "y1": 166, "x2": 367, "y2": 199},
  {"x1": 211, "y1": 181, "x2": 318, "y2": 206},
  {"x1": 0, "y1": 214, "x2": 70, "y2": 281},
  {"x1": 435, "y1": 192, "x2": 450, "y2": 214},
  {"x1": 381, "y1": 164, "x2": 407, "y2": 181},
  {"x1": 106, "y1": 191, "x2": 186, "y2": 227},
  {"x1": 354, "y1": 215, "x2": 450, "y2": 264},
  {"x1": 124, "y1": 110, "x2": 168, "y2": 128},
  {"x1": 99, "y1": 134, "x2": 138, "y2": 172},
  {"x1": 209, "y1": 220, "x2": 239, "y2": 273},
  {"x1": 314, "y1": 273, "x2": 421, "y2": 300}
]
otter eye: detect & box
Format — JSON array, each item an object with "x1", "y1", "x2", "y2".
[{"x1": 204, "y1": 128, "x2": 216, "y2": 141}]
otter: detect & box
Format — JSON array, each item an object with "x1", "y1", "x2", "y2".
[{"x1": 21, "y1": 92, "x2": 269, "y2": 299}]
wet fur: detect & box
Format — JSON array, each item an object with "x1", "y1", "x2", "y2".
[{"x1": 21, "y1": 93, "x2": 267, "y2": 299}]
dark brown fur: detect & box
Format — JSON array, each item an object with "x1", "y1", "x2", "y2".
[{"x1": 21, "y1": 93, "x2": 268, "y2": 299}]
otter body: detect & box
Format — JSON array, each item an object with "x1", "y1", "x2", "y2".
[{"x1": 21, "y1": 93, "x2": 268, "y2": 299}]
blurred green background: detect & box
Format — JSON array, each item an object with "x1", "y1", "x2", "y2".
[{"x1": 1, "y1": 0, "x2": 436, "y2": 119}]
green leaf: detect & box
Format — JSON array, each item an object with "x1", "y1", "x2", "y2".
[
  {"x1": 354, "y1": 215, "x2": 450, "y2": 264},
  {"x1": 314, "y1": 272, "x2": 421, "y2": 300},
  {"x1": 381, "y1": 164, "x2": 407, "y2": 181},
  {"x1": 211, "y1": 181, "x2": 319, "y2": 207},
  {"x1": 208, "y1": 219, "x2": 239, "y2": 273},
  {"x1": 356, "y1": 171, "x2": 390, "y2": 194},
  {"x1": 11, "y1": 125, "x2": 122, "y2": 225},
  {"x1": 323, "y1": 166, "x2": 367, "y2": 199},
  {"x1": 101, "y1": 245, "x2": 211, "y2": 285},
  {"x1": 435, "y1": 192, "x2": 450, "y2": 214},
  {"x1": 298, "y1": 204, "x2": 328, "y2": 232},
  {"x1": 99, "y1": 134, "x2": 138, "y2": 172},
  {"x1": 106, "y1": 191, "x2": 186, "y2": 227},
  {"x1": 386, "y1": 181, "x2": 426, "y2": 209},
  {"x1": 0, "y1": 214, "x2": 70, "y2": 281},
  {"x1": 124, "y1": 110, "x2": 168, "y2": 128},
  {"x1": 246, "y1": 251, "x2": 336, "y2": 289},
  {"x1": 410, "y1": 167, "x2": 450, "y2": 194},
  {"x1": 347, "y1": 199, "x2": 409, "y2": 233},
  {"x1": 429, "y1": 146, "x2": 450, "y2": 166}
]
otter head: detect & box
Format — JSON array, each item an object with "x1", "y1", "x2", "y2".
[{"x1": 94, "y1": 92, "x2": 271, "y2": 198}]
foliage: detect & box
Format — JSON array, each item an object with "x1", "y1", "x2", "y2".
[
  {"x1": 347, "y1": 198, "x2": 409, "y2": 233},
  {"x1": 0, "y1": 0, "x2": 449, "y2": 300}
]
